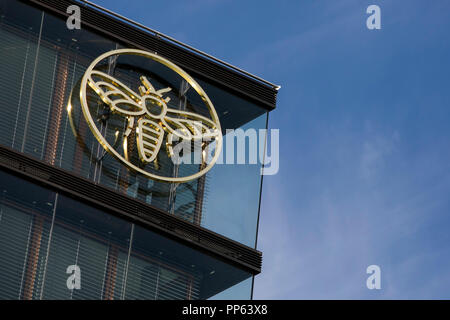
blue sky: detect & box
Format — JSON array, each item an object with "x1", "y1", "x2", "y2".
[{"x1": 92, "y1": 0, "x2": 450, "y2": 298}]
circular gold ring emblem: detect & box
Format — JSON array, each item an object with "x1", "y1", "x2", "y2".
[{"x1": 79, "y1": 49, "x2": 222, "y2": 182}]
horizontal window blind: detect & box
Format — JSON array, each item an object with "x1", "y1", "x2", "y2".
[
  {"x1": 0, "y1": 3, "x2": 210, "y2": 227},
  {"x1": 0, "y1": 190, "x2": 54, "y2": 299},
  {"x1": 0, "y1": 169, "x2": 223, "y2": 299}
]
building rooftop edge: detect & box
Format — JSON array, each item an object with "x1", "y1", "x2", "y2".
[{"x1": 78, "y1": 0, "x2": 281, "y2": 91}]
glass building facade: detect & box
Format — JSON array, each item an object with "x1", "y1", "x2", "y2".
[{"x1": 0, "y1": 0, "x2": 277, "y2": 299}]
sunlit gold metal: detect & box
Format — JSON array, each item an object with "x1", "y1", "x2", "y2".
[{"x1": 78, "y1": 48, "x2": 222, "y2": 182}]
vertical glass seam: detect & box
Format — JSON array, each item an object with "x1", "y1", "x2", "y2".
[
  {"x1": 39, "y1": 192, "x2": 58, "y2": 300},
  {"x1": 20, "y1": 11, "x2": 44, "y2": 153},
  {"x1": 12, "y1": 34, "x2": 31, "y2": 149},
  {"x1": 40, "y1": 54, "x2": 59, "y2": 160},
  {"x1": 18, "y1": 212, "x2": 34, "y2": 299},
  {"x1": 250, "y1": 111, "x2": 269, "y2": 300},
  {"x1": 121, "y1": 222, "x2": 134, "y2": 300}
]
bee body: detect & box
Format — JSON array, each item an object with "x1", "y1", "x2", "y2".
[{"x1": 87, "y1": 70, "x2": 220, "y2": 166}]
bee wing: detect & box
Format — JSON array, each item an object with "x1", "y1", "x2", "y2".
[
  {"x1": 136, "y1": 118, "x2": 164, "y2": 163},
  {"x1": 162, "y1": 108, "x2": 220, "y2": 141},
  {"x1": 87, "y1": 70, "x2": 145, "y2": 116}
]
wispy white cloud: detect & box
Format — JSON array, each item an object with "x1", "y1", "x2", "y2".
[
  {"x1": 255, "y1": 121, "x2": 450, "y2": 299},
  {"x1": 360, "y1": 131, "x2": 400, "y2": 180}
]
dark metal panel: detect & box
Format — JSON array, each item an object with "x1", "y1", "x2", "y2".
[
  {"x1": 0, "y1": 144, "x2": 262, "y2": 274},
  {"x1": 25, "y1": 0, "x2": 278, "y2": 110}
]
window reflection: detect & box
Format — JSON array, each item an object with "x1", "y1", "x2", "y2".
[
  {"x1": 0, "y1": 0, "x2": 263, "y2": 300},
  {"x1": 0, "y1": 169, "x2": 252, "y2": 299},
  {"x1": 0, "y1": 0, "x2": 267, "y2": 248}
]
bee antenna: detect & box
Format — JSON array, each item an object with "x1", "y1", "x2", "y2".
[
  {"x1": 157, "y1": 87, "x2": 172, "y2": 96},
  {"x1": 140, "y1": 76, "x2": 155, "y2": 93},
  {"x1": 138, "y1": 86, "x2": 147, "y2": 96}
]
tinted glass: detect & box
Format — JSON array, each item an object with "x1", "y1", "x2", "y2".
[
  {"x1": 0, "y1": 0, "x2": 266, "y2": 300},
  {"x1": 0, "y1": 169, "x2": 252, "y2": 299},
  {"x1": 0, "y1": 0, "x2": 267, "y2": 249}
]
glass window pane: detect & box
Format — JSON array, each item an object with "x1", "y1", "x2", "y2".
[
  {"x1": 41, "y1": 195, "x2": 132, "y2": 300},
  {"x1": 0, "y1": 170, "x2": 56, "y2": 299}
]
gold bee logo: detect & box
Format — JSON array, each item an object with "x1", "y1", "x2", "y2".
[{"x1": 78, "y1": 49, "x2": 222, "y2": 182}]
